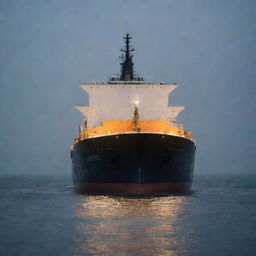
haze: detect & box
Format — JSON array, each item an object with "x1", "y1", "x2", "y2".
[{"x1": 0, "y1": 0, "x2": 255, "y2": 175}]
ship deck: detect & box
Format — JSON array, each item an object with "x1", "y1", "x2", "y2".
[{"x1": 74, "y1": 120, "x2": 194, "y2": 145}]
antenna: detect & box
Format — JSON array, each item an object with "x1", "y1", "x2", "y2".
[
  {"x1": 120, "y1": 34, "x2": 134, "y2": 81},
  {"x1": 109, "y1": 34, "x2": 143, "y2": 82}
]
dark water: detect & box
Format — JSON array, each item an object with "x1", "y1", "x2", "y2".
[{"x1": 0, "y1": 175, "x2": 256, "y2": 256}]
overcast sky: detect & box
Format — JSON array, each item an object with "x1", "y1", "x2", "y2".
[{"x1": 0, "y1": 0, "x2": 255, "y2": 175}]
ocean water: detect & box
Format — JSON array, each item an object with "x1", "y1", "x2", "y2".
[{"x1": 0, "y1": 175, "x2": 255, "y2": 256}]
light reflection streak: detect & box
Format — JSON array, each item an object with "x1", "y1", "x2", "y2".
[{"x1": 74, "y1": 196, "x2": 190, "y2": 256}]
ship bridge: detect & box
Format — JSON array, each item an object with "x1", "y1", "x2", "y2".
[{"x1": 75, "y1": 34, "x2": 192, "y2": 142}]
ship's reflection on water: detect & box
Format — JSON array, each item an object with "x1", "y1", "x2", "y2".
[{"x1": 74, "y1": 195, "x2": 194, "y2": 256}]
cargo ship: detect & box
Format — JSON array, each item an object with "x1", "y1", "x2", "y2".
[{"x1": 71, "y1": 34, "x2": 196, "y2": 194}]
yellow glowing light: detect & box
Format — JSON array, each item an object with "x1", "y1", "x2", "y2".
[{"x1": 134, "y1": 100, "x2": 139, "y2": 106}]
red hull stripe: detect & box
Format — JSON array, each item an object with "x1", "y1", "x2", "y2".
[{"x1": 74, "y1": 182, "x2": 192, "y2": 194}]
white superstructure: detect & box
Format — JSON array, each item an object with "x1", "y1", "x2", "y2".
[
  {"x1": 75, "y1": 34, "x2": 185, "y2": 129},
  {"x1": 75, "y1": 81, "x2": 184, "y2": 129}
]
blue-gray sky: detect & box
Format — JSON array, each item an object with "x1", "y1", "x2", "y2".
[{"x1": 0, "y1": 0, "x2": 255, "y2": 175}]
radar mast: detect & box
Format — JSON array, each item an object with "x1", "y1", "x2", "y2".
[
  {"x1": 120, "y1": 34, "x2": 134, "y2": 81},
  {"x1": 110, "y1": 34, "x2": 143, "y2": 82}
]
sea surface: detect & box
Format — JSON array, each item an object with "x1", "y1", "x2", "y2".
[{"x1": 0, "y1": 174, "x2": 256, "y2": 256}]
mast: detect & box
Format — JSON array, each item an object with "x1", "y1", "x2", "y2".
[
  {"x1": 109, "y1": 34, "x2": 143, "y2": 82},
  {"x1": 120, "y1": 34, "x2": 134, "y2": 81}
]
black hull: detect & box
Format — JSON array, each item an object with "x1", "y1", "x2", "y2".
[{"x1": 71, "y1": 133, "x2": 196, "y2": 195}]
